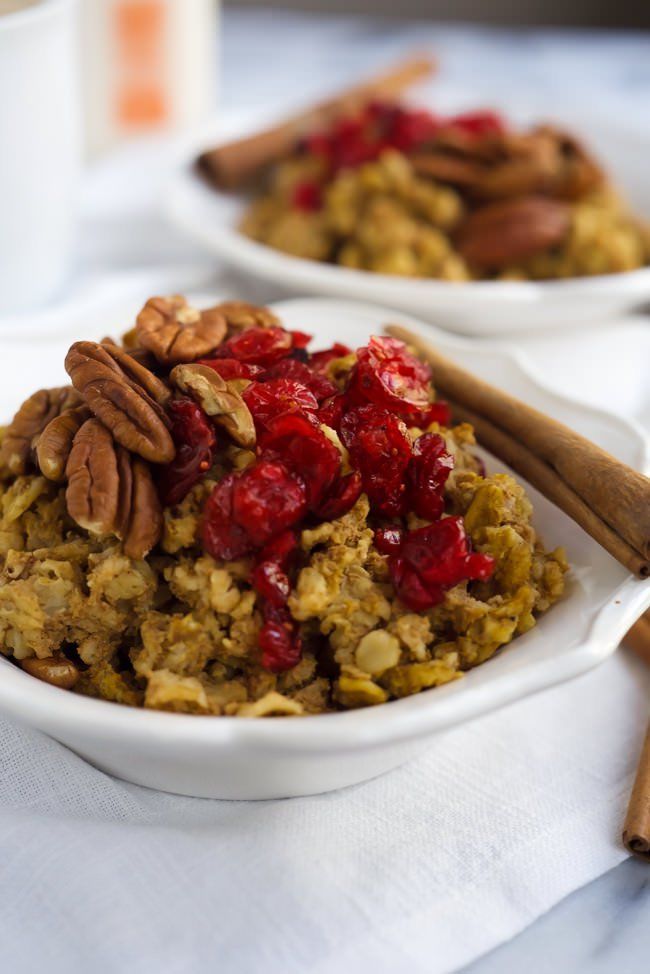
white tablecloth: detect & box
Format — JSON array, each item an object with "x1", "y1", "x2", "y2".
[{"x1": 1, "y1": 14, "x2": 650, "y2": 973}]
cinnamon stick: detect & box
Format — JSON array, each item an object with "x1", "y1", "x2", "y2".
[
  {"x1": 623, "y1": 725, "x2": 650, "y2": 862},
  {"x1": 198, "y1": 55, "x2": 436, "y2": 190},
  {"x1": 386, "y1": 325, "x2": 650, "y2": 578},
  {"x1": 623, "y1": 612, "x2": 650, "y2": 666}
]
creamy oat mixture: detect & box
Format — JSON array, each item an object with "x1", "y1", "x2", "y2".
[{"x1": 0, "y1": 298, "x2": 567, "y2": 716}]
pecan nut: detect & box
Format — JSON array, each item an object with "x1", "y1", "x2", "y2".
[
  {"x1": 456, "y1": 196, "x2": 571, "y2": 269},
  {"x1": 170, "y1": 363, "x2": 256, "y2": 449},
  {"x1": 22, "y1": 656, "x2": 79, "y2": 690},
  {"x1": 65, "y1": 418, "x2": 162, "y2": 558},
  {"x1": 0, "y1": 387, "x2": 83, "y2": 476},
  {"x1": 65, "y1": 341, "x2": 174, "y2": 463},
  {"x1": 136, "y1": 295, "x2": 227, "y2": 365},
  {"x1": 36, "y1": 405, "x2": 92, "y2": 482},
  {"x1": 215, "y1": 300, "x2": 281, "y2": 335}
]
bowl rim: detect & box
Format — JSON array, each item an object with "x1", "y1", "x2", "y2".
[{"x1": 1, "y1": 295, "x2": 649, "y2": 754}]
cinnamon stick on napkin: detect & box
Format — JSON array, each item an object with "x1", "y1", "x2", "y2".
[
  {"x1": 385, "y1": 325, "x2": 650, "y2": 578},
  {"x1": 623, "y1": 725, "x2": 650, "y2": 862},
  {"x1": 198, "y1": 54, "x2": 436, "y2": 190}
]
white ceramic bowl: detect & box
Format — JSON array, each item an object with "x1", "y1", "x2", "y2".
[
  {"x1": 1, "y1": 298, "x2": 648, "y2": 799},
  {"x1": 165, "y1": 117, "x2": 650, "y2": 336}
]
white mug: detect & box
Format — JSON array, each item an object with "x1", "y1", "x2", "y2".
[{"x1": 0, "y1": 0, "x2": 81, "y2": 313}]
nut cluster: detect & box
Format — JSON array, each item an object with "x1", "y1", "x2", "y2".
[{"x1": 2, "y1": 296, "x2": 277, "y2": 560}]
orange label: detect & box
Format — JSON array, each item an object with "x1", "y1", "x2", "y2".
[{"x1": 115, "y1": 0, "x2": 169, "y2": 128}]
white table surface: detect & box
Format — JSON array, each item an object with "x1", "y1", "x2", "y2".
[{"x1": 2, "y1": 9, "x2": 649, "y2": 972}]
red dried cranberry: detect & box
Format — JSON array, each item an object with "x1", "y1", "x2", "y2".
[
  {"x1": 259, "y1": 357, "x2": 336, "y2": 402},
  {"x1": 374, "y1": 526, "x2": 404, "y2": 555},
  {"x1": 448, "y1": 110, "x2": 506, "y2": 137},
  {"x1": 386, "y1": 517, "x2": 494, "y2": 610},
  {"x1": 290, "y1": 330, "x2": 312, "y2": 349},
  {"x1": 158, "y1": 397, "x2": 217, "y2": 507},
  {"x1": 406, "y1": 433, "x2": 454, "y2": 521},
  {"x1": 291, "y1": 181, "x2": 323, "y2": 211},
  {"x1": 252, "y1": 561, "x2": 291, "y2": 607},
  {"x1": 243, "y1": 379, "x2": 319, "y2": 431},
  {"x1": 414, "y1": 400, "x2": 452, "y2": 428},
  {"x1": 201, "y1": 473, "x2": 253, "y2": 561},
  {"x1": 196, "y1": 358, "x2": 262, "y2": 380},
  {"x1": 259, "y1": 413, "x2": 341, "y2": 508},
  {"x1": 347, "y1": 336, "x2": 433, "y2": 421},
  {"x1": 232, "y1": 459, "x2": 307, "y2": 547},
  {"x1": 257, "y1": 529, "x2": 298, "y2": 569},
  {"x1": 340, "y1": 404, "x2": 412, "y2": 517},
  {"x1": 309, "y1": 342, "x2": 352, "y2": 372},
  {"x1": 318, "y1": 393, "x2": 345, "y2": 431},
  {"x1": 214, "y1": 326, "x2": 293, "y2": 366},
  {"x1": 312, "y1": 470, "x2": 363, "y2": 521},
  {"x1": 259, "y1": 603, "x2": 302, "y2": 673}
]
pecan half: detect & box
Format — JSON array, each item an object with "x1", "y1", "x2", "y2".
[
  {"x1": 22, "y1": 656, "x2": 79, "y2": 690},
  {"x1": 215, "y1": 300, "x2": 281, "y2": 335},
  {"x1": 65, "y1": 341, "x2": 174, "y2": 463},
  {"x1": 136, "y1": 295, "x2": 227, "y2": 365},
  {"x1": 170, "y1": 364, "x2": 256, "y2": 449},
  {"x1": 65, "y1": 418, "x2": 162, "y2": 558},
  {"x1": 36, "y1": 405, "x2": 92, "y2": 482},
  {"x1": 456, "y1": 196, "x2": 571, "y2": 269},
  {"x1": 0, "y1": 387, "x2": 83, "y2": 476}
]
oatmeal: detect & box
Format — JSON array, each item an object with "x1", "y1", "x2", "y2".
[
  {"x1": 0, "y1": 297, "x2": 567, "y2": 715},
  {"x1": 241, "y1": 102, "x2": 649, "y2": 281}
]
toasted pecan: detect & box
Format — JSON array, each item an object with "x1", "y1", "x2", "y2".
[
  {"x1": 170, "y1": 363, "x2": 256, "y2": 449},
  {"x1": 456, "y1": 196, "x2": 571, "y2": 269},
  {"x1": 65, "y1": 418, "x2": 162, "y2": 558},
  {"x1": 36, "y1": 405, "x2": 92, "y2": 482},
  {"x1": 136, "y1": 295, "x2": 228, "y2": 365},
  {"x1": 1, "y1": 387, "x2": 83, "y2": 476},
  {"x1": 214, "y1": 300, "x2": 281, "y2": 335},
  {"x1": 65, "y1": 341, "x2": 174, "y2": 464},
  {"x1": 21, "y1": 656, "x2": 79, "y2": 690}
]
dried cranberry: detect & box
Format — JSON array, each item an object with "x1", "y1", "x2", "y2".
[
  {"x1": 347, "y1": 336, "x2": 432, "y2": 421},
  {"x1": 318, "y1": 393, "x2": 345, "y2": 431},
  {"x1": 309, "y1": 342, "x2": 351, "y2": 372},
  {"x1": 291, "y1": 181, "x2": 323, "y2": 211},
  {"x1": 196, "y1": 358, "x2": 262, "y2": 380},
  {"x1": 252, "y1": 561, "x2": 291, "y2": 607},
  {"x1": 232, "y1": 459, "x2": 307, "y2": 547},
  {"x1": 406, "y1": 433, "x2": 454, "y2": 521},
  {"x1": 340, "y1": 404, "x2": 412, "y2": 517},
  {"x1": 291, "y1": 330, "x2": 312, "y2": 349},
  {"x1": 259, "y1": 357, "x2": 336, "y2": 402},
  {"x1": 157, "y1": 397, "x2": 217, "y2": 507},
  {"x1": 386, "y1": 517, "x2": 494, "y2": 610},
  {"x1": 214, "y1": 326, "x2": 293, "y2": 366},
  {"x1": 312, "y1": 470, "x2": 363, "y2": 521},
  {"x1": 259, "y1": 413, "x2": 341, "y2": 508},
  {"x1": 448, "y1": 110, "x2": 506, "y2": 137},
  {"x1": 414, "y1": 400, "x2": 452, "y2": 428},
  {"x1": 257, "y1": 529, "x2": 298, "y2": 569},
  {"x1": 201, "y1": 473, "x2": 253, "y2": 561},
  {"x1": 374, "y1": 526, "x2": 404, "y2": 555},
  {"x1": 259, "y1": 603, "x2": 302, "y2": 673},
  {"x1": 243, "y1": 378, "x2": 319, "y2": 431}
]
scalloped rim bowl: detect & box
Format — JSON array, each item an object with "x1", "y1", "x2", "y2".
[{"x1": 0, "y1": 297, "x2": 648, "y2": 799}]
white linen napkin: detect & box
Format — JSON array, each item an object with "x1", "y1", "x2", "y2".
[{"x1": 0, "y1": 652, "x2": 648, "y2": 974}]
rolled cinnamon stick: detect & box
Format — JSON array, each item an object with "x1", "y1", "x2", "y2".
[
  {"x1": 386, "y1": 324, "x2": 650, "y2": 577},
  {"x1": 623, "y1": 725, "x2": 650, "y2": 862},
  {"x1": 198, "y1": 55, "x2": 436, "y2": 190},
  {"x1": 623, "y1": 612, "x2": 650, "y2": 666}
]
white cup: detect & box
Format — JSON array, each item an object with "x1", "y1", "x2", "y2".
[{"x1": 0, "y1": 0, "x2": 81, "y2": 313}]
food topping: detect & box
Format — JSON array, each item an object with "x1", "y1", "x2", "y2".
[
  {"x1": 0, "y1": 387, "x2": 83, "y2": 476},
  {"x1": 136, "y1": 295, "x2": 228, "y2": 365}
]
